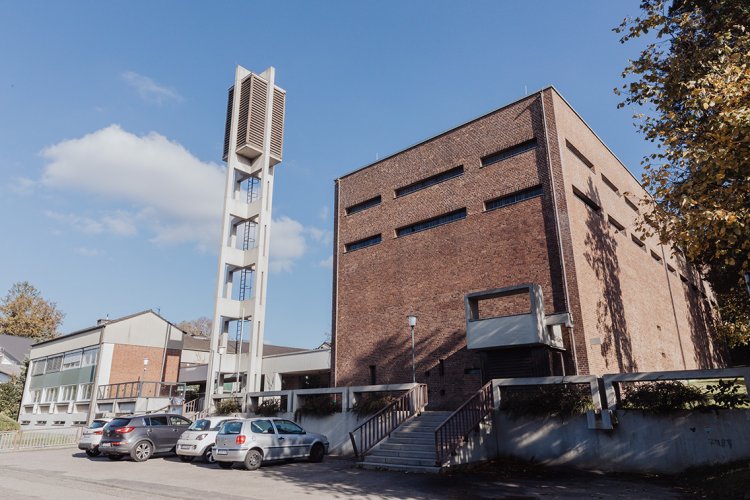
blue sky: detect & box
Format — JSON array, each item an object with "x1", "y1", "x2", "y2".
[{"x1": 0, "y1": 1, "x2": 650, "y2": 348}]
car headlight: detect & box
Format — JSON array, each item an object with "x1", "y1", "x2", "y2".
[{"x1": 196, "y1": 434, "x2": 208, "y2": 441}]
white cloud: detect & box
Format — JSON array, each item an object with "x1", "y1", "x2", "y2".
[
  {"x1": 75, "y1": 247, "x2": 102, "y2": 257},
  {"x1": 41, "y1": 125, "x2": 223, "y2": 250},
  {"x1": 9, "y1": 177, "x2": 35, "y2": 194},
  {"x1": 319, "y1": 206, "x2": 329, "y2": 221},
  {"x1": 269, "y1": 216, "x2": 307, "y2": 273},
  {"x1": 44, "y1": 209, "x2": 137, "y2": 236},
  {"x1": 121, "y1": 71, "x2": 182, "y2": 104},
  {"x1": 318, "y1": 255, "x2": 333, "y2": 269}
]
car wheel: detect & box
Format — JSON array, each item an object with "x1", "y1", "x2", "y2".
[
  {"x1": 85, "y1": 448, "x2": 100, "y2": 458},
  {"x1": 309, "y1": 443, "x2": 325, "y2": 463},
  {"x1": 244, "y1": 449, "x2": 263, "y2": 471},
  {"x1": 218, "y1": 461, "x2": 233, "y2": 469},
  {"x1": 107, "y1": 454, "x2": 124, "y2": 461},
  {"x1": 179, "y1": 455, "x2": 194, "y2": 463},
  {"x1": 203, "y1": 446, "x2": 216, "y2": 464},
  {"x1": 131, "y1": 440, "x2": 153, "y2": 462}
]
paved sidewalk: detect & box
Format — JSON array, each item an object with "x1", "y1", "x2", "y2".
[{"x1": 0, "y1": 448, "x2": 689, "y2": 499}]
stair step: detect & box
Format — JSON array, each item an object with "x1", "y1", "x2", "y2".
[
  {"x1": 363, "y1": 455, "x2": 438, "y2": 467},
  {"x1": 386, "y1": 437, "x2": 434, "y2": 445},
  {"x1": 375, "y1": 443, "x2": 434, "y2": 453},
  {"x1": 358, "y1": 461, "x2": 442, "y2": 474},
  {"x1": 368, "y1": 449, "x2": 435, "y2": 459}
]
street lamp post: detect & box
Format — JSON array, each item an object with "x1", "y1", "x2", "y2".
[{"x1": 407, "y1": 315, "x2": 417, "y2": 384}]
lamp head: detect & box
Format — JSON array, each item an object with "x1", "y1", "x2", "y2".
[{"x1": 407, "y1": 315, "x2": 417, "y2": 328}]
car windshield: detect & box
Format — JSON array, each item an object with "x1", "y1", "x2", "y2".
[
  {"x1": 211, "y1": 419, "x2": 230, "y2": 431},
  {"x1": 189, "y1": 419, "x2": 211, "y2": 431},
  {"x1": 107, "y1": 418, "x2": 131, "y2": 428},
  {"x1": 89, "y1": 420, "x2": 108, "y2": 429},
  {"x1": 220, "y1": 421, "x2": 243, "y2": 435}
]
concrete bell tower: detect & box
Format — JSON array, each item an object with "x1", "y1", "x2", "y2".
[{"x1": 206, "y1": 66, "x2": 286, "y2": 409}]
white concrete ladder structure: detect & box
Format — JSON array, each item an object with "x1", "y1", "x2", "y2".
[{"x1": 206, "y1": 66, "x2": 286, "y2": 410}]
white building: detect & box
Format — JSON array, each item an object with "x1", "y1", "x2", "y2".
[{"x1": 0, "y1": 334, "x2": 32, "y2": 383}]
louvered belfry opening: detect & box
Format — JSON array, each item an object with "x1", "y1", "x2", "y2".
[
  {"x1": 270, "y1": 87, "x2": 285, "y2": 161},
  {"x1": 222, "y1": 86, "x2": 235, "y2": 162}
]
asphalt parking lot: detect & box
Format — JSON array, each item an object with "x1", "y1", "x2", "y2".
[{"x1": 0, "y1": 447, "x2": 689, "y2": 499}]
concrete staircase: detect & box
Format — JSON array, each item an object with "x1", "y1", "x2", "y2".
[{"x1": 358, "y1": 411, "x2": 452, "y2": 473}]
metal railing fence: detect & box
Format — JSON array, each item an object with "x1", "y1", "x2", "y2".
[{"x1": 0, "y1": 426, "x2": 82, "y2": 452}]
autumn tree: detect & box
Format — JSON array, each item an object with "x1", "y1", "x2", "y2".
[
  {"x1": 0, "y1": 282, "x2": 64, "y2": 341},
  {"x1": 616, "y1": 0, "x2": 750, "y2": 344},
  {"x1": 177, "y1": 316, "x2": 212, "y2": 337}
]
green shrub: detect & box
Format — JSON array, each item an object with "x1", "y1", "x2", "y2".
[
  {"x1": 620, "y1": 381, "x2": 707, "y2": 413},
  {"x1": 352, "y1": 393, "x2": 396, "y2": 417},
  {"x1": 501, "y1": 384, "x2": 593, "y2": 419},
  {"x1": 294, "y1": 394, "x2": 340, "y2": 420},
  {"x1": 255, "y1": 398, "x2": 282, "y2": 417},
  {"x1": 215, "y1": 398, "x2": 243, "y2": 416},
  {"x1": 0, "y1": 412, "x2": 20, "y2": 431},
  {"x1": 704, "y1": 379, "x2": 749, "y2": 409}
]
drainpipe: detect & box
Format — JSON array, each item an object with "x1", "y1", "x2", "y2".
[{"x1": 539, "y1": 90, "x2": 578, "y2": 374}]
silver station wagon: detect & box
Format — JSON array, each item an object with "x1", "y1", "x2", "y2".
[{"x1": 213, "y1": 418, "x2": 329, "y2": 470}]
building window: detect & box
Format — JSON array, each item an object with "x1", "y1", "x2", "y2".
[
  {"x1": 565, "y1": 140, "x2": 594, "y2": 170},
  {"x1": 82, "y1": 347, "x2": 99, "y2": 367},
  {"x1": 32, "y1": 390, "x2": 41, "y2": 403},
  {"x1": 60, "y1": 385, "x2": 76, "y2": 402},
  {"x1": 35, "y1": 421, "x2": 47, "y2": 426},
  {"x1": 345, "y1": 234, "x2": 382, "y2": 252},
  {"x1": 395, "y1": 166, "x2": 464, "y2": 198},
  {"x1": 52, "y1": 420, "x2": 65, "y2": 426},
  {"x1": 62, "y1": 350, "x2": 82, "y2": 370},
  {"x1": 601, "y1": 174, "x2": 620, "y2": 195},
  {"x1": 369, "y1": 365, "x2": 376, "y2": 385},
  {"x1": 45, "y1": 355, "x2": 63, "y2": 373},
  {"x1": 439, "y1": 359, "x2": 445, "y2": 377},
  {"x1": 667, "y1": 263, "x2": 677, "y2": 274},
  {"x1": 78, "y1": 384, "x2": 93, "y2": 401},
  {"x1": 346, "y1": 195, "x2": 382, "y2": 215},
  {"x1": 485, "y1": 185, "x2": 543, "y2": 212},
  {"x1": 482, "y1": 139, "x2": 537, "y2": 167},
  {"x1": 631, "y1": 234, "x2": 646, "y2": 251},
  {"x1": 650, "y1": 250, "x2": 663, "y2": 263},
  {"x1": 608, "y1": 215, "x2": 625, "y2": 232},
  {"x1": 396, "y1": 208, "x2": 467, "y2": 237},
  {"x1": 31, "y1": 359, "x2": 46, "y2": 376},
  {"x1": 573, "y1": 187, "x2": 601, "y2": 212},
  {"x1": 43, "y1": 387, "x2": 58, "y2": 403},
  {"x1": 624, "y1": 196, "x2": 639, "y2": 212}
]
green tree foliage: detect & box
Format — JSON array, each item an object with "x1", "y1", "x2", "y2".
[
  {"x1": 616, "y1": 1, "x2": 750, "y2": 343},
  {"x1": 0, "y1": 359, "x2": 29, "y2": 419},
  {"x1": 0, "y1": 282, "x2": 64, "y2": 341}
]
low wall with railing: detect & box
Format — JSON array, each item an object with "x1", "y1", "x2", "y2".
[
  {"x1": 0, "y1": 426, "x2": 82, "y2": 452},
  {"x1": 483, "y1": 368, "x2": 750, "y2": 473}
]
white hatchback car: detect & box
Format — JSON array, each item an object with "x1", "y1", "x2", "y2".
[
  {"x1": 78, "y1": 418, "x2": 112, "y2": 457},
  {"x1": 176, "y1": 416, "x2": 238, "y2": 464}
]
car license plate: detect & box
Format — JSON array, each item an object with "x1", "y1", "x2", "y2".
[
  {"x1": 100, "y1": 443, "x2": 111, "y2": 448},
  {"x1": 180, "y1": 444, "x2": 195, "y2": 450},
  {"x1": 216, "y1": 449, "x2": 228, "y2": 455}
]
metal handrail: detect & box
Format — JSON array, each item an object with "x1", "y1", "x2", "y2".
[
  {"x1": 348, "y1": 384, "x2": 428, "y2": 460},
  {"x1": 434, "y1": 381, "x2": 494, "y2": 466}
]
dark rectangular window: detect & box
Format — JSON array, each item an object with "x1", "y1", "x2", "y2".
[
  {"x1": 485, "y1": 185, "x2": 543, "y2": 212},
  {"x1": 439, "y1": 360, "x2": 445, "y2": 377},
  {"x1": 395, "y1": 166, "x2": 464, "y2": 197},
  {"x1": 396, "y1": 208, "x2": 467, "y2": 237},
  {"x1": 650, "y1": 250, "x2": 663, "y2": 263},
  {"x1": 573, "y1": 187, "x2": 601, "y2": 212},
  {"x1": 481, "y1": 139, "x2": 536, "y2": 167},
  {"x1": 631, "y1": 233, "x2": 646, "y2": 250},
  {"x1": 566, "y1": 140, "x2": 594, "y2": 170},
  {"x1": 624, "y1": 196, "x2": 639, "y2": 212},
  {"x1": 346, "y1": 195, "x2": 381, "y2": 215},
  {"x1": 344, "y1": 234, "x2": 382, "y2": 252},
  {"x1": 369, "y1": 365, "x2": 376, "y2": 385},
  {"x1": 608, "y1": 215, "x2": 625, "y2": 232},
  {"x1": 601, "y1": 174, "x2": 620, "y2": 194}
]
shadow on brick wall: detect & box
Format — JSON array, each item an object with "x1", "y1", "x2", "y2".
[{"x1": 581, "y1": 178, "x2": 637, "y2": 372}]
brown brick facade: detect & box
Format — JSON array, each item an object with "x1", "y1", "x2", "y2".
[
  {"x1": 109, "y1": 345, "x2": 181, "y2": 384},
  {"x1": 332, "y1": 88, "x2": 723, "y2": 409}
]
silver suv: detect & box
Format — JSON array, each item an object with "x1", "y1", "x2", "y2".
[
  {"x1": 214, "y1": 418, "x2": 329, "y2": 470},
  {"x1": 99, "y1": 413, "x2": 192, "y2": 462}
]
